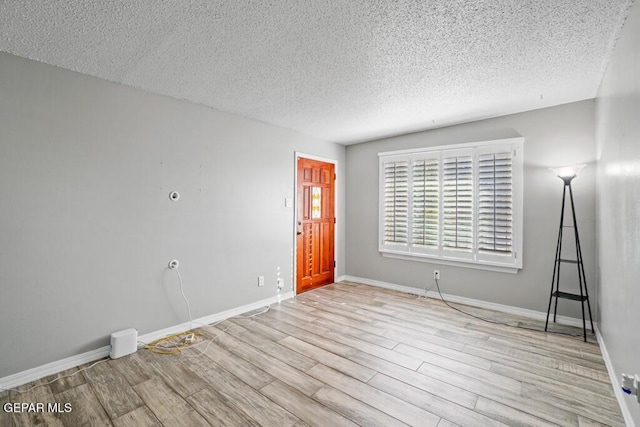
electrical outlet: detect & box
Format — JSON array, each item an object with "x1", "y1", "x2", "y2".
[
  {"x1": 258, "y1": 276, "x2": 265, "y2": 287},
  {"x1": 277, "y1": 278, "x2": 284, "y2": 290},
  {"x1": 433, "y1": 270, "x2": 440, "y2": 280},
  {"x1": 621, "y1": 373, "x2": 640, "y2": 403}
]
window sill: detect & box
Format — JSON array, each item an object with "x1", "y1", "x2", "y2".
[{"x1": 380, "y1": 251, "x2": 521, "y2": 274}]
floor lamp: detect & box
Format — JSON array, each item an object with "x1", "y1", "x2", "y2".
[{"x1": 544, "y1": 164, "x2": 594, "y2": 342}]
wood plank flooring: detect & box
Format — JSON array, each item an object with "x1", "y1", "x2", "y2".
[{"x1": 1, "y1": 282, "x2": 624, "y2": 426}]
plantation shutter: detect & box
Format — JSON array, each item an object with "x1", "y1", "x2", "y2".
[
  {"x1": 478, "y1": 150, "x2": 514, "y2": 259},
  {"x1": 379, "y1": 138, "x2": 522, "y2": 271},
  {"x1": 382, "y1": 160, "x2": 409, "y2": 246},
  {"x1": 411, "y1": 158, "x2": 439, "y2": 251},
  {"x1": 442, "y1": 153, "x2": 474, "y2": 256}
]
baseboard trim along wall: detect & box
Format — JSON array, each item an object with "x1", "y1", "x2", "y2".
[
  {"x1": 338, "y1": 278, "x2": 635, "y2": 422},
  {"x1": 595, "y1": 325, "x2": 636, "y2": 427},
  {"x1": 0, "y1": 346, "x2": 111, "y2": 393},
  {"x1": 340, "y1": 275, "x2": 590, "y2": 329},
  {"x1": 0, "y1": 291, "x2": 293, "y2": 391},
  {"x1": 339, "y1": 276, "x2": 640, "y2": 418}
]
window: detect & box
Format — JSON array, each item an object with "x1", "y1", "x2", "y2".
[
  {"x1": 311, "y1": 187, "x2": 322, "y2": 219},
  {"x1": 379, "y1": 138, "x2": 523, "y2": 272}
]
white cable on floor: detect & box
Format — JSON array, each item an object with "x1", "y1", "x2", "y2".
[
  {"x1": 142, "y1": 268, "x2": 272, "y2": 357},
  {"x1": 174, "y1": 267, "x2": 194, "y2": 331},
  {"x1": 0, "y1": 359, "x2": 109, "y2": 394},
  {"x1": 3, "y1": 267, "x2": 271, "y2": 395}
]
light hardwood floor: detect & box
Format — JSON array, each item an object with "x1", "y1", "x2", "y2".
[{"x1": 1, "y1": 282, "x2": 624, "y2": 426}]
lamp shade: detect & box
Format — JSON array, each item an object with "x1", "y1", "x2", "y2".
[{"x1": 549, "y1": 164, "x2": 587, "y2": 181}]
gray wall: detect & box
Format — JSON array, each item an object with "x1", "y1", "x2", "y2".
[
  {"x1": 346, "y1": 100, "x2": 596, "y2": 318},
  {"x1": 596, "y1": 0, "x2": 640, "y2": 423},
  {"x1": 0, "y1": 52, "x2": 345, "y2": 378}
]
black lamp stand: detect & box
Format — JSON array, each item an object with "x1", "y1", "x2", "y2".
[{"x1": 544, "y1": 175, "x2": 594, "y2": 342}]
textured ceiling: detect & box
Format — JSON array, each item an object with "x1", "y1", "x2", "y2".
[{"x1": 0, "y1": 0, "x2": 633, "y2": 144}]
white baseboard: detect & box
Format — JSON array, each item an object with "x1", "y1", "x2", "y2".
[
  {"x1": 0, "y1": 346, "x2": 111, "y2": 392},
  {"x1": 340, "y1": 276, "x2": 634, "y2": 424},
  {"x1": 340, "y1": 275, "x2": 589, "y2": 329},
  {"x1": 137, "y1": 291, "x2": 293, "y2": 345},
  {"x1": 335, "y1": 275, "x2": 347, "y2": 283},
  {"x1": 595, "y1": 325, "x2": 636, "y2": 427},
  {"x1": 0, "y1": 291, "x2": 293, "y2": 391}
]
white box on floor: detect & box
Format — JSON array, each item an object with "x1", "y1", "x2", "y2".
[{"x1": 109, "y1": 328, "x2": 137, "y2": 359}]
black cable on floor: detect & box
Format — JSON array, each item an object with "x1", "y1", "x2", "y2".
[{"x1": 432, "y1": 278, "x2": 591, "y2": 340}]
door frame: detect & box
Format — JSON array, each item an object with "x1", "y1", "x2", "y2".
[{"x1": 293, "y1": 152, "x2": 339, "y2": 295}]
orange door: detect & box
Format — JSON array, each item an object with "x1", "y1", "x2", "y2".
[{"x1": 296, "y1": 158, "x2": 335, "y2": 294}]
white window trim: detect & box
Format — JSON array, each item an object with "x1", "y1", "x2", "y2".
[{"x1": 378, "y1": 137, "x2": 524, "y2": 274}]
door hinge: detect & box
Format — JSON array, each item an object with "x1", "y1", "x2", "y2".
[
  {"x1": 334, "y1": 218, "x2": 336, "y2": 224},
  {"x1": 334, "y1": 261, "x2": 336, "y2": 268},
  {"x1": 334, "y1": 173, "x2": 336, "y2": 180}
]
